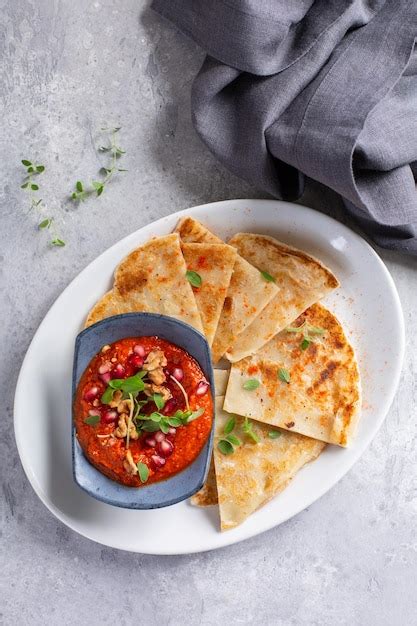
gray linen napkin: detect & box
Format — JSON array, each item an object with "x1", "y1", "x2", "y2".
[{"x1": 152, "y1": 0, "x2": 417, "y2": 254}]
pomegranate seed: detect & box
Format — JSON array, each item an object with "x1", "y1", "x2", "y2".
[
  {"x1": 113, "y1": 363, "x2": 125, "y2": 378},
  {"x1": 129, "y1": 354, "x2": 144, "y2": 369},
  {"x1": 164, "y1": 398, "x2": 177, "y2": 414},
  {"x1": 102, "y1": 409, "x2": 118, "y2": 424},
  {"x1": 151, "y1": 454, "x2": 166, "y2": 469},
  {"x1": 100, "y1": 371, "x2": 112, "y2": 384},
  {"x1": 168, "y1": 427, "x2": 176, "y2": 436},
  {"x1": 98, "y1": 363, "x2": 110, "y2": 375},
  {"x1": 196, "y1": 381, "x2": 209, "y2": 396},
  {"x1": 83, "y1": 386, "x2": 99, "y2": 402},
  {"x1": 158, "y1": 439, "x2": 174, "y2": 457},
  {"x1": 133, "y1": 344, "x2": 146, "y2": 357},
  {"x1": 172, "y1": 367, "x2": 184, "y2": 381},
  {"x1": 154, "y1": 431, "x2": 165, "y2": 443},
  {"x1": 144, "y1": 436, "x2": 157, "y2": 448}
]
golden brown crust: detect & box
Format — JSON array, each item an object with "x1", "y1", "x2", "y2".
[
  {"x1": 181, "y1": 242, "x2": 237, "y2": 346},
  {"x1": 224, "y1": 303, "x2": 361, "y2": 447},
  {"x1": 212, "y1": 397, "x2": 325, "y2": 530},
  {"x1": 175, "y1": 217, "x2": 223, "y2": 244},
  {"x1": 231, "y1": 233, "x2": 339, "y2": 289},
  {"x1": 85, "y1": 234, "x2": 203, "y2": 332},
  {"x1": 190, "y1": 457, "x2": 219, "y2": 507},
  {"x1": 225, "y1": 233, "x2": 340, "y2": 361},
  {"x1": 175, "y1": 219, "x2": 279, "y2": 362}
]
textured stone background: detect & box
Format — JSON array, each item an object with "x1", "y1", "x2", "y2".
[{"x1": 1, "y1": 1, "x2": 417, "y2": 624}]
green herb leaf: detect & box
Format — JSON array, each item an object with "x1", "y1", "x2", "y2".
[
  {"x1": 300, "y1": 338, "x2": 310, "y2": 351},
  {"x1": 278, "y1": 368, "x2": 291, "y2": 384},
  {"x1": 223, "y1": 416, "x2": 235, "y2": 435},
  {"x1": 218, "y1": 439, "x2": 234, "y2": 455},
  {"x1": 76, "y1": 181, "x2": 83, "y2": 192},
  {"x1": 243, "y1": 379, "x2": 260, "y2": 391},
  {"x1": 36, "y1": 165, "x2": 45, "y2": 173},
  {"x1": 159, "y1": 419, "x2": 170, "y2": 434},
  {"x1": 148, "y1": 412, "x2": 162, "y2": 423},
  {"x1": 92, "y1": 181, "x2": 104, "y2": 196},
  {"x1": 21, "y1": 182, "x2": 29, "y2": 189},
  {"x1": 51, "y1": 238, "x2": 66, "y2": 247},
  {"x1": 243, "y1": 417, "x2": 260, "y2": 443},
  {"x1": 167, "y1": 417, "x2": 182, "y2": 427},
  {"x1": 101, "y1": 387, "x2": 115, "y2": 404},
  {"x1": 110, "y1": 373, "x2": 145, "y2": 395},
  {"x1": 39, "y1": 218, "x2": 52, "y2": 229},
  {"x1": 31, "y1": 183, "x2": 39, "y2": 191},
  {"x1": 153, "y1": 393, "x2": 165, "y2": 410},
  {"x1": 21, "y1": 159, "x2": 32, "y2": 166},
  {"x1": 186, "y1": 270, "x2": 202, "y2": 288},
  {"x1": 260, "y1": 270, "x2": 276, "y2": 283},
  {"x1": 182, "y1": 407, "x2": 204, "y2": 423},
  {"x1": 141, "y1": 421, "x2": 161, "y2": 432},
  {"x1": 225, "y1": 433, "x2": 241, "y2": 447},
  {"x1": 84, "y1": 413, "x2": 100, "y2": 425},
  {"x1": 307, "y1": 326, "x2": 325, "y2": 336},
  {"x1": 137, "y1": 462, "x2": 149, "y2": 483},
  {"x1": 268, "y1": 430, "x2": 281, "y2": 439}
]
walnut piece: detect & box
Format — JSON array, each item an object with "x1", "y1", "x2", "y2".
[
  {"x1": 144, "y1": 383, "x2": 172, "y2": 402},
  {"x1": 143, "y1": 349, "x2": 167, "y2": 385},
  {"x1": 109, "y1": 390, "x2": 133, "y2": 415},
  {"x1": 123, "y1": 449, "x2": 138, "y2": 475},
  {"x1": 114, "y1": 413, "x2": 138, "y2": 440}
]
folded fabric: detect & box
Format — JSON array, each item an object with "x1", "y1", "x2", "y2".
[{"x1": 152, "y1": 0, "x2": 417, "y2": 254}]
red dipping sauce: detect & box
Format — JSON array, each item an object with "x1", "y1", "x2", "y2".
[{"x1": 74, "y1": 336, "x2": 213, "y2": 487}]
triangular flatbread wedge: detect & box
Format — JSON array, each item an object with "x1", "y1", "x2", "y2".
[
  {"x1": 181, "y1": 242, "x2": 237, "y2": 346},
  {"x1": 190, "y1": 370, "x2": 228, "y2": 508},
  {"x1": 190, "y1": 457, "x2": 218, "y2": 507},
  {"x1": 204, "y1": 397, "x2": 324, "y2": 529},
  {"x1": 176, "y1": 218, "x2": 279, "y2": 362},
  {"x1": 224, "y1": 304, "x2": 361, "y2": 447},
  {"x1": 225, "y1": 233, "x2": 339, "y2": 361},
  {"x1": 85, "y1": 233, "x2": 203, "y2": 331}
]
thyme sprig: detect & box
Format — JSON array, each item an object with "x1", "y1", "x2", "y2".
[
  {"x1": 20, "y1": 160, "x2": 65, "y2": 247},
  {"x1": 71, "y1": 127, "x2": 127, "y2": 201}
]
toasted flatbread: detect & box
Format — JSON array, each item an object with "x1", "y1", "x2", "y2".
[
  {"x1": 224, "y1": 304, "x2": 361, "y2": 447},
  {"x1": 198, "y1": 397, "x2": 324, "y2": 529},
  {"x1": 190, "y1": 457, "x2": 218, "y2": 507},
  {"x1": 191, "y1": 369, "x2": 230, "y2": 507},
  {"x1": 225, "y1": 233, "x2": 339, "y2": 361},
  {"x1": 181, "y1": 242, "x2": 237, "y2": 346},
  {"x1": 213, "y1": 369, "x2": 230, "y2": 396},
  {"x1": 85, "y1": 234, "x2": 203, "y2": 331},
  {"x1": 176, "y1": 218, "x2": 278, "y2": 362}
]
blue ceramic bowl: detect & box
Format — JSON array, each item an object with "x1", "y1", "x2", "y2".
[{"x1": 72, "y1": 313, "x2": 215, "y2": 509}]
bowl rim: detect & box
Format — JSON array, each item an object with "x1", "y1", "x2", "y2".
[{"x1": 72, "y1": 312, "x2": 215, "y2": 509}]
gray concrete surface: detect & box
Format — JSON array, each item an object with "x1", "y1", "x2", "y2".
[{"x1": 1, "y1": 1, "x2": 417, "y2": 624}]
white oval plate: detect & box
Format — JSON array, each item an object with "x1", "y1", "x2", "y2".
[{"x1": 14, "y1": 200, "x2": 404, "y2": 554}]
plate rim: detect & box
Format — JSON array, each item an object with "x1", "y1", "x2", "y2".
[{"x1": 14, "y1": 198, "x2": 405, "y2": 555}]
